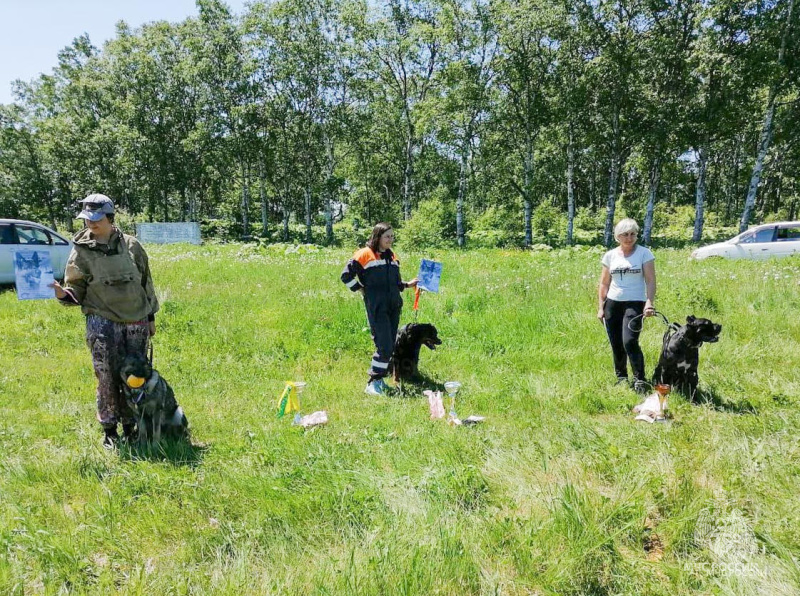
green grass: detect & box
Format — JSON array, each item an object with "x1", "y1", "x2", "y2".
[{"x1": 1, "y1": 244, "x2": 800, "y2": 595}]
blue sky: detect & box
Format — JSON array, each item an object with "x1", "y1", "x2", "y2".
[{"x1": 0, "y1": 0, "x2": 248, "y2": 104}]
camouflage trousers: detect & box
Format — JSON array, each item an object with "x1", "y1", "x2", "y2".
[{"x1": 85, "y1": 314, "x2": 149, "y2": 429}]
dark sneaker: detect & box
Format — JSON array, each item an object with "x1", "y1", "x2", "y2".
[
  {"x1": 102, "y1": 428, "x2": 120, "y2": 449},
  {"x1": 615, "y1": 377, "x2": 629, "y2": 386},
  {"x1": 634, "y1": 380, "x2": 649, "y2": 394}
]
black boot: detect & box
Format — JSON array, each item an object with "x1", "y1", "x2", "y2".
[
  {"x1": 102, "y1": 427, "x2": 120, "y2": 449},
  {"x1": 122, "y1": 424, "x2": 137, "y2": 443}
]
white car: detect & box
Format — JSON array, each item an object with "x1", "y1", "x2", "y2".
[
  {"x1": 691, "y1": 222, "x2": 800, "y2": 260},
  {"x1": 0, "y1": 219, "x2": 72, "y2": 284}
]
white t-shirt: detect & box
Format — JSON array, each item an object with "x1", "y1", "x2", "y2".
[{"x1": 601, "y1": 245, "x2": 655, "y2": 302}]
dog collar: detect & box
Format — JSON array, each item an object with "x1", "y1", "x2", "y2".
[{"x1": 672, "y1": 329, "x2": 702, "y2": 350}]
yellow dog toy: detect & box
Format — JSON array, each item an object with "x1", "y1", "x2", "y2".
[{"x1": 126, "y1": 375, "x2": 146, "y2": 388}]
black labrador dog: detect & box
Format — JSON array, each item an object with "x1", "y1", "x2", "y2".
[
  {"x1": 653, "y1": 315, "x2": 722, "y2": 400},
  {"x1": 120, "y1": 353, "x2": 188, "y2": 444},
  {"x1": 391, "y1": 323, "x2": 442, "y2": 382}
]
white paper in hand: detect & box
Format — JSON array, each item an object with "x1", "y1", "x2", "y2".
[{"x1": 14, "y1": 249, "x2": 55, "y2": 300}]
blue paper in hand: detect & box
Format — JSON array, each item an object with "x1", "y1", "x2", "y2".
[{"x1": 417, "y1": 259, "x2": 443, "y2": 293}]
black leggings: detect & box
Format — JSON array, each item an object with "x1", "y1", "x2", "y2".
[{"x1": 603, "y1": 299, "x2": 646, "y2": 381}]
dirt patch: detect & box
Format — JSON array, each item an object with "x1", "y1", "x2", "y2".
[{"x1": 643, "y1": 515, "x2": 664, "y2": 562}]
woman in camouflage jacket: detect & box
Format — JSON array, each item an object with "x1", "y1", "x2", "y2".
[{"x1": 52, "y1": 194, "x2": 159, "y2": 448}]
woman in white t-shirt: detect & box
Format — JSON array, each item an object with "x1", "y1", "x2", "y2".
[{"x1": 597, "y1": 218, "x2": 656, "y2": 393}]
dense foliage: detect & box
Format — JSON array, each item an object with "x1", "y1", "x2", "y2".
[{"x1": 1, "y1": 0, "x2": 798, "y2": 246}]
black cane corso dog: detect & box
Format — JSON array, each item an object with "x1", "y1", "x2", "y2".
[
  {"x1": 391, "y1": 323, "x2": 442, "y2": 382},
  {"x1": 120, "y1": 353, "x2": 188, "y2": 444},
  {"x1": 653, "y1": 315, "x2": 722, "y2": 400}
]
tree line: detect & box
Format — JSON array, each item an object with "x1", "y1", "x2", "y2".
[{"x1": 1, "y1": 0, "x2": 798, "y2": 247}]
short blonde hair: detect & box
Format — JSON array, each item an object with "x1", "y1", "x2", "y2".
[{"x1": 614, "y1": 218, "x2": 640, "y2": 240}]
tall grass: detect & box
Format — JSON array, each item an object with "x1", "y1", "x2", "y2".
[{"x1": 1, "y1": 244, "x2": 799, "y2": 595}]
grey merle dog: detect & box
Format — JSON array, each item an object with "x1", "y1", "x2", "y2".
[
  {"x1": 652, "y1": 315, "x2": 722, "y2": 400},
  {"x1": 120, "y1": 352, "x2": 188, "y2": 444}
]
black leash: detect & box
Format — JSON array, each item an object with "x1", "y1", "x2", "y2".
[
  {"x1": 627, "y1": 309, "x2": 681, "y2": 354},
  {"x1": 627, "y1": 309, "x2": 672, "y2": 333}
]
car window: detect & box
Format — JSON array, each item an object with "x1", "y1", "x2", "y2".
[
  {"x1": 51, "y1": 231, "x2": 69, "y2": 245},
  {"x1": 740, "y1": 227, "x2": 775, "y2": 244},
  {"x1": 15, "y1": 225, "x2": 52, "y2": 245},
  {"x1": 0, "y1": 224, "x2": 16, "y2": 244},
  {"x1": 777, "y1": 226, "x2": 800, "y2": 241}
]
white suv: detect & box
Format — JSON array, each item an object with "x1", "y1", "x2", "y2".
[
  {"x1": 691, "y1": 222, "x2": 800, "y2": 260},
  {"x1": 0, "y1": 219, "x2": 72, "y2": 284}
]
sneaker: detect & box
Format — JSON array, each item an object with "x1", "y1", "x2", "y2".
[
  {"x1": 615, "y1": 377, "x2": 629, "y2": 386},
  {"x1": 377, "y1": 378, "x2": 392, "y2": 393},
  {"x1": 365, "y1": 380, "x2": 384, "y2": 396},
  {"x1": 102, "y1": 428, "x2": 120, "y2": 449},
  {"x1": 634, "y1": 380, "x2": 649, "y2": 394}
]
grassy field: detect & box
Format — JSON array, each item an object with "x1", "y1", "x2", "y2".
[{"x1": 1, "y1": 244, "x2": 799, "y2": 595}]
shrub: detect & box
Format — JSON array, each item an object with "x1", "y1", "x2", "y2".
[
  {"x1": 466, "y1": 229, "x2": 525, "y2": 248},
  {"x1": 332, "y1": 222, "x2": 369, "y2": 249},
  {"x1": 763, "y1": 208, "x2": 793, "y2": 223},
  {"x1": 473, "y1": 205, "x2": 523, "y2": 235},
  {"x1": 398, "y1": 193, "x2": 456, "y2": 249},
  {"x1": 532, "y1": 203, "x2": 565, "y2": 242},
  {"x1": 574, "y1": 208, "x2": 606, "y2": 232},
  {"x1": 112, "y1": 208, "x2": 138, "y2": 235},
  {"x1": 200, "y1": 218, "x2": 241, "y2": 241}
]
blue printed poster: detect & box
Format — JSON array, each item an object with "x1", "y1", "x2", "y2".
[
  {"x1": 14, "y1": 249, "x2": 55, "y2": 300},
  {"x1": 417, "y1": 259, "x2": 443, "y2": 293}
]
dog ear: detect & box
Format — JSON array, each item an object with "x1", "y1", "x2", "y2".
[{"x1": 686, "y1": 315, "x2": 696, "y2": 324}]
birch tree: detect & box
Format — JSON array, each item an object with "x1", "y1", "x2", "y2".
[
  {"x1": 740, "y1": 0, "x2": 798, "y2": 231},
  {"x1": 494, "y1": 0, "x2": 558, "y2": 247}
]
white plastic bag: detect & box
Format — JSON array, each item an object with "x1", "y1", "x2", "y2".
[
  {"x1": 424, "y1": 390, "x2": 445, "y2": 419},
  {"x1": 299, "y1": 410, "x2": 328, "y2": 428},
  {"x1": 633, "y1": 391, "x2": 667, "y2": 423}
]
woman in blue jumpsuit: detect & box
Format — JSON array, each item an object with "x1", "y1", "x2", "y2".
[{"x1": 341, "y1": 223, "x2": 418, "y2": 395}]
